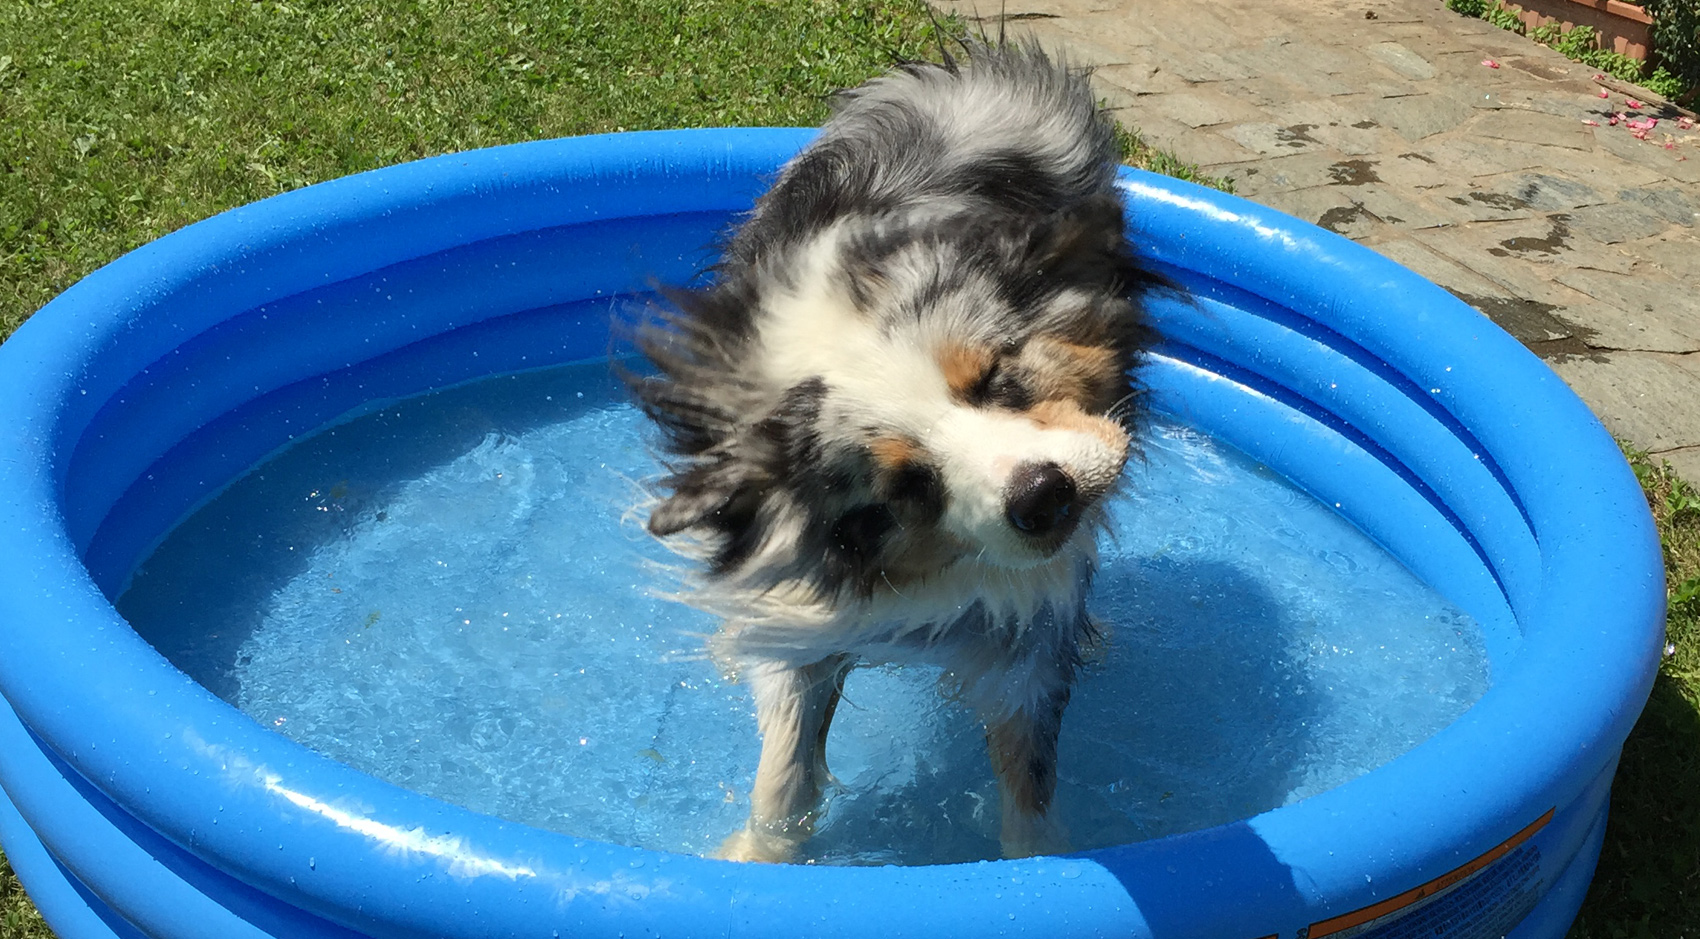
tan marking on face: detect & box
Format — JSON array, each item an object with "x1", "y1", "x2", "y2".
[
  {"x1": 1026, "y1": 399, "x2": 1128, "y2": 450},
  {"x1": 868, "y1": 435, "x2": 922, "y2": 471},
  {"x1": 937, "y1": 342, "x2": 995, "y2": 402},
  {"x1": 1022, "y1": 337, "x2": 1122, "y2": 411}
]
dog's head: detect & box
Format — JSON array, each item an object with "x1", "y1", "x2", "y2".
[{"x1": 633, "y1": 191, "x2": 1157, "y2": 605}]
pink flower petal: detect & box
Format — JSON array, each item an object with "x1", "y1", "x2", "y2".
[
  {"x1": 1583, "y1": 119, "x2": 1601, "y2": 126},
  {"x1": 1598, "y1": 88, "x2": 1610, "y2": 98},
  {"x1": 1592, "y1": 72, "x2": 1607, "y2": 81},
  {"x1": 1482, "y1": 58, "x2": 1500, "y2": 68},
  {"x1": 1609, "y1": 116, "x2": 1620, "y2": 125},
  {"x1": 1668, "y1": 142, "x2": 1678, "y2": 150},
  {"x1": 1627, "y1": 98, "x2": 1643, "y2": 109}
]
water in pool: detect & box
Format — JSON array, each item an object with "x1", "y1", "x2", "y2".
[{"x1": 118, "y1": 360, "x2": 1489, "y2": 865}]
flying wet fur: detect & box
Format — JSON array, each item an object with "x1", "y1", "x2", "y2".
[{"x1": 628, "y1": 38, "x2": 1167, "y2": 862}]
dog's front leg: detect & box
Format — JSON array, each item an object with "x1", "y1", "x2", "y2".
[
  {"x1": 717, "y1": 654, "x2": 851, "y2": 863},
  {"x1": 984, "y1": 681, "x2": 1072, "y2": 859}
]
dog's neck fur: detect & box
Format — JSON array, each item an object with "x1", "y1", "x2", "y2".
[{"x1": 694, "y1": 528, "x2": 1097, "y2": 676}]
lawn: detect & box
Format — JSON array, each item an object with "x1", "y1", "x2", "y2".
[
  {"x1": 1571, "y1": 450, "x2": 1700, "y2": 939},
  {"x1": 0, "y1": 0, "x2": 963, "y2": 338},
  {"x1": 0, "y1": 2, "x2": 1695, "y2": 938}
]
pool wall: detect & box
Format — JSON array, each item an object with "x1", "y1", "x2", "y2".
[{"x1": 0, "y1": 128, "x2": 1666, "y2": 939}]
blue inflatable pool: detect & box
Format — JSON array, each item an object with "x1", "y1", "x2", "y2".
[{"x1": 0, "y1": 129, "x2": 1665, "y2": 939}]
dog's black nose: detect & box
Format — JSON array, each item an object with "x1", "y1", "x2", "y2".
[{"x1": 1005, "y1": 462, "x2": 1079, "y2": 536}]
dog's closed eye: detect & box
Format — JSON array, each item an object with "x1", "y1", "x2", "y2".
[
  {"x1": 940, "y1": 342, "x2": 1034, "y2": 411},
  {"x1": 968, "y1": 357, "x2": 1033, "y2": 411},
  {"x1": 869, "y1": 436, "x2": 946, "y2": 519}
]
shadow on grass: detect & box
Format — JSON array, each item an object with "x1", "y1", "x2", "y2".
[
  {"x1": 1569, "y1": 672, "x2": 1700, "y2": 938},
  {"x1": 0, "y1": 848, "x2": 54, "y2": 939}
]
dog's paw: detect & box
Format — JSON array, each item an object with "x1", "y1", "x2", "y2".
[{"x1": 715, "y1": 827, "x2": 803, "y2": 864}]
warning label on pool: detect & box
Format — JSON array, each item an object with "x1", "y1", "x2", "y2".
[{"x1": 1298, "y1": 808, "x2": 1553, "y2": 939}]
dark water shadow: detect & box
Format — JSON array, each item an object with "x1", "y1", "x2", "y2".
[
  {"x1": 1567, "y1": 671, "x2": 1700, "y2": 937},
  {"x1": 800, "y1": 553, "x2": 1324, "y2": 864}
]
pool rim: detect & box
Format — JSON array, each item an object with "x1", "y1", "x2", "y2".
[{"x1": 0, "y1": 128, "x2": 1666, "y2": 939}]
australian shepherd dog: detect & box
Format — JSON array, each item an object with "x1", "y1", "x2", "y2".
[{"x1": 628, "y1": 39, "x2": 1167, "y2": 863}]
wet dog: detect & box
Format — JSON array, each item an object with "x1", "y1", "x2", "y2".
[{"x1": 629, "y1": 39, "x2": 1166, "y2": 862}]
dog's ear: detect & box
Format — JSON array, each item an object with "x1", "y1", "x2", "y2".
[
  {"x1": 647, "y1": 378, "x2": 824, "y2": 539},
  {"x1": 649, "y1": 478, "x2": 727, "y2": 536},
  {"x1": 1027, "y1": 194, "x2": 1127, "y2": 279},
  {"x1": 649, "y1": 462, "x2": 752, "y2": 536}
]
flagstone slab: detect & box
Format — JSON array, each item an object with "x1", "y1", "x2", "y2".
[
  {"x1": 1549, "y1": 352, "x2": 1700, "y2": 450},
  {"x1": 1141, "y1": 90, "x2": 1270, "y2": 129},
  {"x1": 1551, "y1": 269, "x2": 1700, "y2": 352},
  {"x1": 1468, "y1": 109, "x2": 1596, "y2": 150},
  {"x1": 1211, "y1": 150, "x2": 1354, "y2": 196},
  {"x1": 1618, "y1": 235, "x2": 1700, "y2": 280},
  {"x1": 1619, "y1": 188, "x2": 1700, "y2": 227},
  {"x1": 1567, "y1": 201, "x2": 1675, "y2": 245},
  {"x1": 1377, "y1": 92, "x2": 1477, "y2": 140},
  {"x1": 1366, "y1": 40, "x2": 1439, "y2": 80},
  {"x1": 926, "y1": 0, "x2": 1700, "y2": 473},
  {"x1": 1655, "y1": 446, "x2": 1700, "y2": 488},
  {"x1": 1162, "y1": 128, "x2": 1264, "y2": 166}
]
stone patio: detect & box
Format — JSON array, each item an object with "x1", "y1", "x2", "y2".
[{"x1": 935, "y1": 0, "x2": 1700, "y2": 480}]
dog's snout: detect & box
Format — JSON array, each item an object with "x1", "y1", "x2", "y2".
[{"x1": 1005, "y1": 462, "x2": 1079, "y2": 537}]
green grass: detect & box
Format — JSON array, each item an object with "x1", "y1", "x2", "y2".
[
  {"x1": 1, "y1": 851, "x2": 50, "y2": 939},
  {"x1": 0, "y1": 0, "x2": 1222, "y2": 341},
  {"x1": 1114, "y1": 121, "x2": 1236, "y2": 194},
  {"x1": 1443, "y1": 0, "x2": 1688, "y2": 100},
  {"x1": 0, "y1": 0, "x2": 952, "y2": 339},
  {"x1": 1569, "y1": 448, "x2": 1700, "y2": 939},
  {"x1": 0, "y1": 2, "x2": 1690, "y2": 937}
]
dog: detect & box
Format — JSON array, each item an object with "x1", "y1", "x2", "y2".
[{"x1": 628, "y1": 38, "x2": 1166, "y2": 863}]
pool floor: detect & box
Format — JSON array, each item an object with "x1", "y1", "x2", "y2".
[{"x1": 116, "y1": 360, "x2": 1489, "y2": 865}]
